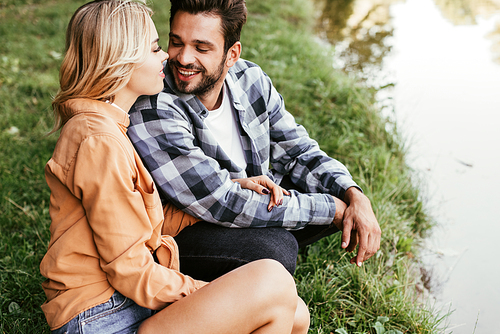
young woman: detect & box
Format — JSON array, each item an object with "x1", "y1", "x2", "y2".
[{"x1": 40, "y1": 1, "x2": 309, "y2": 333}]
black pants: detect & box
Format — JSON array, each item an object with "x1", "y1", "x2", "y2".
[{"x1": 174, "y1": 176, "x2": 339, "y2": 281}]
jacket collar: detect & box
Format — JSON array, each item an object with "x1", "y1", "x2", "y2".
[{"x1": 61, "y1": 99, "x2": 130, "y2": 128}]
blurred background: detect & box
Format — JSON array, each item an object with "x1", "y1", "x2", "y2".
[{"x1": 312, "y1": 0, "x2": 500, "y2": 332}]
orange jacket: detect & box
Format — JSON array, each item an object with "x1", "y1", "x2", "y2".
[{"x1": 40, "y1": 99, "x2": 204, "y2": 330}]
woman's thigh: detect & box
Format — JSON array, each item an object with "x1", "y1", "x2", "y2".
[
  {"x1": 52, "y1": 291, "x2": 152, "y2": 334},
  {"x1": 138, "y1": 259, "x2": 297, "y2": 334}
]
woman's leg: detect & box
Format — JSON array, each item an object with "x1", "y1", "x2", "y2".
[
  {"x1": 138, "y1": 259, "x2": 302, "y2": 334},
  {"x1": 292, "y1": 297, "x2": 310, "y2": 334}
]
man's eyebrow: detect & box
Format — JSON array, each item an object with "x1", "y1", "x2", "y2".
[
  {"x1": 169, "y1": 32, "x2": 216, "y2": 48},
  {"x1": 194, "y1": 39, "x2": 215, "y2": 47}
]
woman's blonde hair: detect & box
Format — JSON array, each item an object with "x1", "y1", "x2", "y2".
[{"x1": 51, "y1": 0, "x2": 153, "y2": 133}]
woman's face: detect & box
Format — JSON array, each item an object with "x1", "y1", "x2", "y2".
[{"x1": 125, "y1": 17, "x2": 168, "y2": 99}]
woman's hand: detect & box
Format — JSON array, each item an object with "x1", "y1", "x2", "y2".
[{"x1": 232, "y1": 175, "x2": 290, "y2": 212}]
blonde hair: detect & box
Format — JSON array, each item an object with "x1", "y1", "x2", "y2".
[{"x1": 51, "y1": 0, "x2": 153, "y2": 133}]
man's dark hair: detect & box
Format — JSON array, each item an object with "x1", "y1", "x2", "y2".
[{"x1": 170, "y1": 0, "x2": 247, "y2": 52}]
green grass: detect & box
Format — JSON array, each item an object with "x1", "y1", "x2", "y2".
[{"x1": 0, "y1": 0, "x2": 447, "y2": 333}]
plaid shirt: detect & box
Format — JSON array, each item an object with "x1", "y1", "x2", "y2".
[{"x1": 128, "y1": 59, "x2": 359, "y2": 229}]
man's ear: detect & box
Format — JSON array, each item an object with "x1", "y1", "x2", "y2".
[{"x1": 225, "y1": 41, "x2": 241, "y2": 68}]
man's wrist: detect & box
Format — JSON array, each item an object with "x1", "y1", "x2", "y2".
[
  {"x1": 344, "y1": 186, "x2": 363, "y2": 205},
  {"x1": 331, "y1": 195, "x2": 347, "y2": 229}
]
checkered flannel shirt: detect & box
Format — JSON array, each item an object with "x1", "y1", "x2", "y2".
[{"x1": 128, "y1": 59, "x2": 360, "y2": 229}]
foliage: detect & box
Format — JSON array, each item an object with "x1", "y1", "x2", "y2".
[
  {"x1": 243, "y1": 0, "x2": 445, "y2": 333},
  {"x1": 0, "y1": 0, "x2": 446, "y2": 333}
]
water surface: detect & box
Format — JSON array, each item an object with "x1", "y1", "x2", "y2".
[{"x1": 314, "y1": 0, "x2": 500, "y2": 332}]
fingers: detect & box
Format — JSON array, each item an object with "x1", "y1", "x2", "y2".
[
  {"x1": 341, "y1": 214, "x2": 353, "y2": 250},
  {"x1": 267, "y1": 189, "x2": 278, "y2": 212},
  {"x1": 348, "y1": 223, "x2": 381, "y2": 266},
  {"x1": 269, "y1": 186, "x2": 284, "y2": 209},
  {"x1": 350, "y1": 237, "x2": 379, "y2": 266},
  {"x1": 345, "y1": 232, "x2": 357, "y2": 253},
  {"x1": 233, "y1": 176, "x2": 291, "y2": 211},
  {"x1": 233, "y1": 178, "x2": 261, "y2": 194},
  {"x1": 352, "y1": 230, "x2": 368, "y2": 267},
  {"x1": 242, "y1": 175, "x2": 290, "y2": 212},
  {"x1": 268, "y1": 185, "x2": 290, "y2": 211},
  {"x1": 341, "y1": 192, "x2": 381, "y2": 266},
  {"x1": 232, "y1": 177, "x2": 270, "y2": 195},
  {"x1": 245, "y1": 176, "x2": 282, "y2": 211}
]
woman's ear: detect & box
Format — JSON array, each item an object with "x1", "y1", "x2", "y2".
[{"x1": 225, "y1": 41, "x2": 242, "y2": 68}]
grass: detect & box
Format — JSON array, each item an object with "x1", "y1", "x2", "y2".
[{"x1": 0, "y1": 0, "x2": 447, "y2": 333}]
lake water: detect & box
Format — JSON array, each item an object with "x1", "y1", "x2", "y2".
[{"x1": 314, "y1": 0, "x2": 500, "y2": 332}]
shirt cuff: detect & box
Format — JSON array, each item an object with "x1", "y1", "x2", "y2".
[{"x1": 306, "y1": 193, "x2": 336, "y2": 225}]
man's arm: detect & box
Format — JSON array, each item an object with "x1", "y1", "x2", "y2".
[
  {"x1": 128, "y1": 93, "x2": 337, "y2": 230},
  {"x1": 263, "y1": 76, "x2": 360, "y2": 200},
  {"x1": 261, "y1": 69, "x2": 380, "y2": 264}
]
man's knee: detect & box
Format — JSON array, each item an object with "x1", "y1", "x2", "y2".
[{"x1": 248, "y1": 228, "x2": 298, "y2": 275}]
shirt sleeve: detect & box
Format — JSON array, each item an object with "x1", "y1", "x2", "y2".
[
  {"x1": 72, "y1": 134, "x2": 206, "y2": 310},
  {"x1": 263, "y1": 73, "x2": 362, "y2": 201},
  {"x1": 128, "y1": 94, "x2": 336, "y2": 229}
]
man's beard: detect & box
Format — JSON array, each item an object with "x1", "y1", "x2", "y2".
[{"x1": 169, "y1": 55, "x2": 226, "y2": 97}]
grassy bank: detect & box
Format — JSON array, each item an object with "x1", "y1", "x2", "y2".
[{"x1": 0, "y1": 0, "x2": 445, "y2": 333}]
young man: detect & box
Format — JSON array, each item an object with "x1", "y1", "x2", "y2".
[{"x1": 128, "y1": 0, "x2": 381, "y2": 281}]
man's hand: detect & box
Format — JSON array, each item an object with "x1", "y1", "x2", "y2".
[{"x1": 340, "y1": 187, "x2": 381, "y2": 267}]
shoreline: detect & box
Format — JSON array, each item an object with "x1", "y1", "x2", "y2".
[{"x1": 242, "y1": 0, "x2": 448, "y2": 332}]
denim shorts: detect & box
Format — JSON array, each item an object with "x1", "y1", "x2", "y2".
[{"x1": 52, "y1": 291, "x2": 153, "y2": 334}]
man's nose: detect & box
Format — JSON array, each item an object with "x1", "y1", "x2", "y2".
[{"x1": 177, "y1": 46, "x2": 195, "y2": 65}]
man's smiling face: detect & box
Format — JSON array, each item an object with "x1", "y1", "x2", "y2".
[{"x1": 167, "y1": 11, "x2": 227, "y2": 99}]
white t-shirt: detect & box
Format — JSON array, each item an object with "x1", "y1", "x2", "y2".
[{"x1": 204, "y1": 84, "x2": 247, "y2": 170}]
